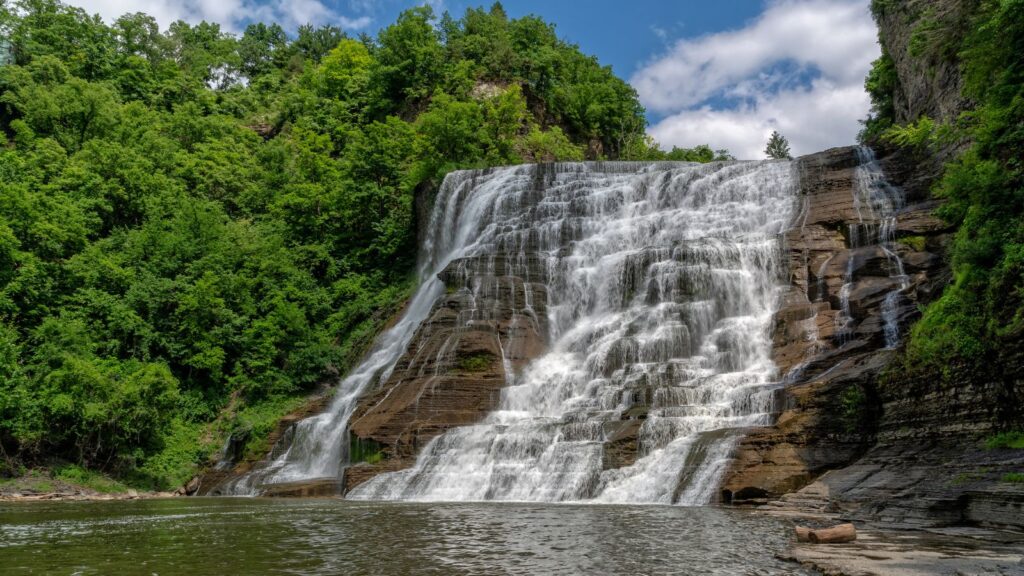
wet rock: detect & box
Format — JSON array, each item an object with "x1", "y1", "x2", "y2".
[
  {"x1": 896, "y1": 203, "x2": 953, "y2": 235},
  {"x1": 722, "y1": 145, "x2": 946, "y2": 507},
  {"x1": 723, "y1": 144, "x2": 1024, "y2": 533},
  {"x1": 602, "y1": 419, "x2": 643, "y2": 470},
  {"x1": 258, "y1": 478, "x2": 339, "y2": 498},
  {"x1": 343, "y1": 256, "x2": 552, "y2": 487}
]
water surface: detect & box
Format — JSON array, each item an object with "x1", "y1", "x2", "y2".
[{"x1": 0, "y1": 498, "x2": 815, "y2": 575}]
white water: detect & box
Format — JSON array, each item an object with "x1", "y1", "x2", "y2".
[
  {"x1": 853, "y1": 147, "x2": 910, "y2": 349},
  {"x1": 343, "y1": 160, "x2": 799, "y2": 504},
  {"x1": 832, "y1": 148, "x2": 910, "y2": 349}
]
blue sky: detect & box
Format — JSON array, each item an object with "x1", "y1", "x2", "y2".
[
  {"x1": 357, "y1": 1, "x2": 768, "y2": 78},
  {"x1": 69, "y1": 0, "x2": 880, "y2": 159}
]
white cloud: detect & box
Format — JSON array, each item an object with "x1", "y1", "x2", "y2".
[
  {"x1": 632, "y1": 0, "x2": 879, "y2": 159},
  {"x1": 67, "y1": 0, "x2": 372, "y2": 33}
]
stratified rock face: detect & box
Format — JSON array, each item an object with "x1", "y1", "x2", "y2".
[
  {"x1": 347, "y1": 161, "x2": 800, "y2": 503},
  {"x1": 721, "y1": 146, "x2": 952, "y2": 505},
  {"x1": 344, "y1": 256, "x2": 550, "y2": 489},
  {"x1": 874, "y1": 0, "x2": 972, "y2": 126},
  {"x1": 720, "y1": 146, "x2": 1024, "y2": 530}
]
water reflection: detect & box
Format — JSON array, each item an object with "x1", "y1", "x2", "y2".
[{"x1": 0, "y1": 499, "x2": 816, "y2": 575}]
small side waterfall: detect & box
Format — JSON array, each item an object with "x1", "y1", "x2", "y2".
[{"x1": 851, "y1": 147, "x2": 909, "y2": 349}]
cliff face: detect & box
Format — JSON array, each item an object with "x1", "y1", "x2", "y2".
[
  {"x1": 719, "y1": 0, "x2": 1024, "y2": 524},
  {"x1": 874, "y1": 0, "x2": 973, "y2": 125},
  {"x1": 343, "y1": 255, "x2": 550, "y2": 491},
  {"x1": 720, "y1": 145, "x2": 952, "y2": 505},
  {"x1": 721, "y1": 142, "x2": 1023, "y2": 529}
]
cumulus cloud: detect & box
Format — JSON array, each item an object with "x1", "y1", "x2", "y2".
[
  {"x1": 633, "y1": 0, "x2": 879, "y2": 159},
  {"x1": 67, "y1": 0, "x2": 372, "y2": 33}
]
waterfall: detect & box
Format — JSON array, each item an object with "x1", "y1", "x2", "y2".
[
  {"x1": 343, "y1": 160, "x2": 799, "y2": 504},
  {"x1": 851, "y1": 147, "x2": 909, "y2": 349}
]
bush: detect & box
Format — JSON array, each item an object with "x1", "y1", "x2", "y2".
[
  {"x1": 55, "y1": 464, "x2": 129, "y2": 493},
  {"x1": 985, "y1": 431, "x2": 1024, "y2": 450}
]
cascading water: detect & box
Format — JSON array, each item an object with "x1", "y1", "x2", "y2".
[
  {"x1": 851, "y1": 147, "x2": 909, "y2": 349},
  {"x1": 343, "y1": 160, "x2": 799, "y2": 504},
  {"x1": 220, "y1": 279, "x2": 445, "y2": 494}
]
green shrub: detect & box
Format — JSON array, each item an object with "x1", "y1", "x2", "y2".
[
  {"x1": 350, "y1": 437, "x2": 385, "y2": 465},
  {"x1": 457, "y1": 353, "x2": 494, "y2": 373},
  {"x1": 231, "y1": 396, "x2": 309, "y2": 462},
  {"x1": 985, "y1": 431, "x2": 1024, "y2": 450},
  {"x1": 130, "y1": 419, "x2": 211, "y2": 490},
  {"x1": 55, "y1": 464, "x2": 129, "y2": 493},
  {"x1": 901, "y1": 235, "x2": 927, "y2": 251},
  {"x1": 839, "y1": 385, "x2": 868, "y2": 433},
  {"x1": 860, "y1": 50, "x2": 898, "y2": 142}
]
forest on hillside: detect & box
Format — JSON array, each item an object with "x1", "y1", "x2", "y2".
[{"x1": 0, "y1": 0, "x2": 729, "y2": 489}]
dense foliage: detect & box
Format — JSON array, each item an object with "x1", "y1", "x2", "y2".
[
  {"x1": 865, "y1": 0, "x2": 1024, "y2": 380},
  {"x1": 0, "y1": 1, "x2": 717, "y2": 487}
]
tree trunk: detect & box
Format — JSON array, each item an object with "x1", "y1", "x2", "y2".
[{"x1": 809, "y1": 523, "x2": 857, "y2": 544}]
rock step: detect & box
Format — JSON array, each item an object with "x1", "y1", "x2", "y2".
[{"x1": 257, "y1": 478, "x2": 340, "y2": 498}]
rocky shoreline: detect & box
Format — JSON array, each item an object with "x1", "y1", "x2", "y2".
[
  {"x1": 758, "y1": 483, "x2": 1024, "y2": 576},
  {"x1": 780, "y1": 526, "x2": 1024, "y2": 576},
  {"x1": 0, "y1": 469, "x2": 185, "y2": 502},
  {"x1": 0, "y1": 487, "x2": 179, "y2": 502}
]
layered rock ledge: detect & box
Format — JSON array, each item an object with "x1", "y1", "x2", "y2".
[
  {"x1": 721, "y1": 145, "x2": 1024, "y2": 532},
  {"x1": 342, "y1": 255, "x2": 550, "y2": 491}
]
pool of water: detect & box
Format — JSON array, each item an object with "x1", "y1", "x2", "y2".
[{"x1": 0, "y1": 498, "x2": 816, "y2": 575}]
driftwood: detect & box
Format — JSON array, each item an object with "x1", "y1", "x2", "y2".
[{"x1": 796, "y1": 523, "x2": 857, "y2": 544}]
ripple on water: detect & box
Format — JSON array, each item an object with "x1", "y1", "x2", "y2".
[{"x1": 0, "y1": 499, "x2": 818, "y2": 575}]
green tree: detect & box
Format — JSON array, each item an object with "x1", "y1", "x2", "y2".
[
  {"x1": 371, "y1": 6, "x2": 444, "y2": 109},
  {"x1": 237, "y1": 22, "x2": 288, "y2": 79},
  {"x1": 293, "y1": 24, "x2": 344, "y2": 64},
  {"x1": 764, "y1": 130, "x2": 792, "y2": 159}
]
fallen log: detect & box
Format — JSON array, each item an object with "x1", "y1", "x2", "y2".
[{"x1": 808, "y1": 523, "x2": 857, "y2": 544}]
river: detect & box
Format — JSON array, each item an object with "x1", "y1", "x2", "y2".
[{"x1": 0, "y1": 498, "x2": 816, "y2": 575}]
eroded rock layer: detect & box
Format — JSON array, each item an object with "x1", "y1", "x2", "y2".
[
  {"x1": 343, "y1": 257, "x2": 550, "y2": 490},
  {"x1": 721, "y1": 145, "x2": 951, "y2": 504},
  {"x1": 721, "y1": 146, "x2": 1024, "y2": 530},
  {"x1": 347, "y1": 161, "x2": 798, "y2": 503}
]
